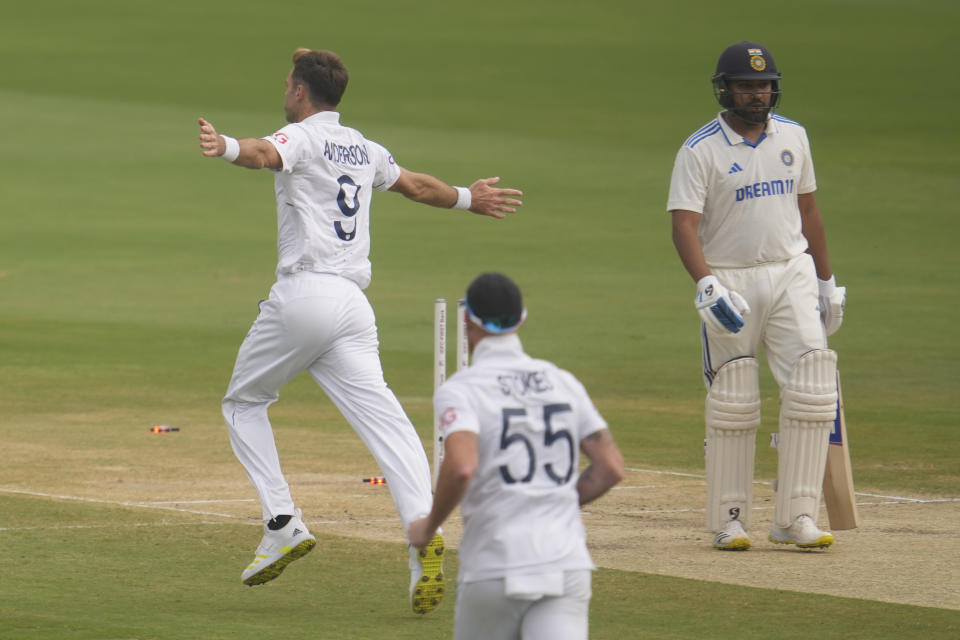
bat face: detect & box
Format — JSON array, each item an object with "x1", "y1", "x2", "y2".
[{"x1": 823, "y1": 373, "x2": 860, "y2": 530}]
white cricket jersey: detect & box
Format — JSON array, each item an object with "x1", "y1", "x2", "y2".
[
  {"x1": 264, "y1": 111, "x2": 401, "y2": 289},
  {"x1": 434, "y1": 333, "x2": 607, "y2": 583},
  {"x1": 667, "y1": 113, "x2": 817, "y2": 268}
]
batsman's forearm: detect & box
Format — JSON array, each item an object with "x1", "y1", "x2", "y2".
[
  {"x1": 671, "y1": 211, "x2": 711, "y2": 282},
  {"x1": 798, "y1": 193, "x2": 833, "y2": 279}
]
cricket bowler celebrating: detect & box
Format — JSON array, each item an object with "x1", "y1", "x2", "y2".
[
  {"x1": 197, "y1": 48, "x2": 522, "y2": 612},
  {"x1": 408, "y1": 273, "x2": 625, "y2": 639},
  {"x1": 667, "y1": 42, "x2": 847, "y2": 551}
]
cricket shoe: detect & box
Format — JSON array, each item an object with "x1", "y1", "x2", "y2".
[
  {"x1": 410, "y1": 533, "x2": 446, "y2": 614},
  {"x1": 713, "y1": 519, "x2": 751, "y2": 551},
  {"x1": 242, "y1": 509, "x2": 317, "y2": 586},
  {"x1": 769, "y1": 515, "x2": 834, "y2": 549}
]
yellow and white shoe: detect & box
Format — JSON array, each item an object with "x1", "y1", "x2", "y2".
[
  {"x1": 242, "y1": 509, "x2": 316, "y2": 586},
  {"x1": 713, "y1": 519, "x2": 751, "y2": 551},
  {"x1": 410, "y1": 533, "x2": 446, "y2": 614},
  {"x1": 769, "y1": 515, "x2": 834, "y2": 549}
]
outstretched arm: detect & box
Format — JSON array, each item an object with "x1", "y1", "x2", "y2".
[
  {"x1": 197, "y1": 117, "x2": 282, "y2": 171},
  {"x1": 577, "y1": 428, "x2": 625, "y2": 506},
  {"x1": 388, "y1": 169, "x2": 523, "y2": 219}
]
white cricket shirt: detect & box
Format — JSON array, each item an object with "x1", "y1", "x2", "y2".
[
  {"x1": 264, "y1": 111, "x2": 401, "y2": 289},
  {"x1": 667, "y1": 113, "x2": 817, "y2": 268},
  {"x1": 434, "y1": 333, "x2": 607, "y2": 583}
]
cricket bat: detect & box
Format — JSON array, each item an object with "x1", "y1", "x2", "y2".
[{"x1": 822, "y1": 371, "x2": 860, "y2": 529}]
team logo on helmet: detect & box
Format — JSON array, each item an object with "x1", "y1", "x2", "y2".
[
  {"x1": 749, "y1": 55, "x2": 766, "y2": 72},
  {"x1": 781, "y1": 150, "x2": 795, "y2": 166}
]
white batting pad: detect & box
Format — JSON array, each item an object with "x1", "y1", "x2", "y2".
[
  {"x1": 705, "y1": 357, "x2": 761, "y2": 531},
  {"x1": 774, "y1": 349, "x2": 838, "y2": 527}
]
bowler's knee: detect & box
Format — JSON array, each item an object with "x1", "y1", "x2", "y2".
[
  {"x1": 222, "y1": 397, "x2": 268, "y2": 430},
  {"x1": 222, "y1": 397, "x2": 238, "y2": 428}
]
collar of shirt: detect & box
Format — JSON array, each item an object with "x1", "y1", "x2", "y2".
[
  {"x1": 301, "y1": 110, "x2": 341, "y2": 125},
  {"x1": 472, "y1": 333, "x2": 525, "y2": 363},
  {"x1": 716, "y1": 111, "x2": 781, "y2": 146}
]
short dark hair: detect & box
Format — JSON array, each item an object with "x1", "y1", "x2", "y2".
[
  {"x1": 291, "y1": 48, "x2": 349, "y2": 108},
  {"x1": 465, "y1": 272, "x2": 526, "y2": 334}
]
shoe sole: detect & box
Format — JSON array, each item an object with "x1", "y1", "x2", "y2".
[
  {"x1": 243, "y1": 538, "x2": 317, "y2": 586},
  {"x1": 713, "y1": 538, "x2": 751, "y2": 551},
  {"x1": 411, "y1": 534, "x2": 445, "y2": 615},
  {"x1": 768, "y1": 534, "x2": 834, "y2": 549}
]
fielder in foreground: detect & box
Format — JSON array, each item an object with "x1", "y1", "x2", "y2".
[
  {"x1": 197, "y1": 48, "x2": 522, "y2": 613},
  {"x1": 408, "y1": 273, "x2": 625, "y2": 640},
  {"x1": 667, "y1": 42, "x2": 847, "y2": 551}
]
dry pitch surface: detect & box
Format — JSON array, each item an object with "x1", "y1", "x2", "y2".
[{"x1": 4, "y1": 426, "x2": 957, "y2": 612}]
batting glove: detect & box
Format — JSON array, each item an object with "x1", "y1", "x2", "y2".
[
  {"x1": 695, "y1": 275, "x2": 750, "y2": 334},
  {"x1": 818, "y1": 275, "x2": 846, "y2": 337}
]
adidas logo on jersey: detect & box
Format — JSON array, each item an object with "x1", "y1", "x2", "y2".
[{"x1": 728, "y1": 162, "x2": 744, "y2": 174}]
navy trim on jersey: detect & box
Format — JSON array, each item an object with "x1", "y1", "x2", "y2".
[
  {"x1": 685, "y1": 121, "x2": 721, "y2": 149},
  {"x1": 741, "y1": 133, "x2": 767, "y2": 149},
  {"x1": 772, "y1": 114, "x2": 802, "y2": 127}
]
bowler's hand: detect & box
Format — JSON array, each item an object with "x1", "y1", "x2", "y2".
[
  {"x1": 407, "y1": 517, "x2": 437, "y2": 551},
  {"x1": 198, "y1": 117, "x2": 226, "y2": 157},
  {"x1": 468, "y1": 177, "x2": 523, "y2": 219}
]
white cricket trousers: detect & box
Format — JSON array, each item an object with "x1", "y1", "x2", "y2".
[
  {"x1": 702, "y1": 253, "x2": 827, "y2": 388},
  {"x1": 221, "y1": 272, "x2": 433, "y2": 528},
  {"x1": 454, "y1": 571, "x2": 592, "y2": 640}
]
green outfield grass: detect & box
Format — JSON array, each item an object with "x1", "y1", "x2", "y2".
[
  {"x1": 1, "y1": 0, "x2": 958, "y2": 637},
  {"x1": 2, "y1": 494, "x2": 957, "y2": 640}
]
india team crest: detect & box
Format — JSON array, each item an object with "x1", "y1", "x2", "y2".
[
  {"x1": 749, "y1": 55, "x2": 766, "y2": 72},
  {"x1": 780, "y1": 149, "x2": 794, "y2": 166}
]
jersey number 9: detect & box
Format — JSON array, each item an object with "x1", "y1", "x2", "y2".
[{"x1": 334, "y1": 175, "x2": 361, "y2": 241}]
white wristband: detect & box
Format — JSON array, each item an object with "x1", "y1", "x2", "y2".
[
  {"x1": 452, "y1": 186, "x2": 472, "y2": 210},
  {"x1": 221, "y1": 135, "x2": 240, "y2": 162},
  {"x1": 696, "y1": 274, "x2": 719, "y2": 290},
  {"x1": 818, "y1": 275, "x2": 836, "y2": 296}
]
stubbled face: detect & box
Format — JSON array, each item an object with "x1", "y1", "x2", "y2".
[
  {"x1": 727, "y1": 79, "x2": 773, "y2": 125},
  {"x1": 283, "y1": 70, "x2": 300, "y2": 123}
]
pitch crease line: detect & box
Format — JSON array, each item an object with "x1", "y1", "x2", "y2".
[
  {"x1": 145, "y1": 498, "x2": 257, "y2": 505},
  {"x1": 0, "y1": 487, "x2": 259, "y2": 521},
  {"x1": 624, "y1": 469, "x2": 953, "y2": 504},
  {"x1": 0, "y1": 487, "x2": 407, "y2": 529},
  {"x1": 854, "y1": 492, "x2": 959, "y2": 504}
]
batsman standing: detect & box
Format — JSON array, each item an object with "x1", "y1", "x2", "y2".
[
  {"x1": 408, "y1": 273, "x2": 625, "y2": 640},
  {"x1": 667, "y1": 42, "x2": 847, "y2": 550},
  {"x1": 197, "y1": 48, "x2": 522, "y2": 611}
]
